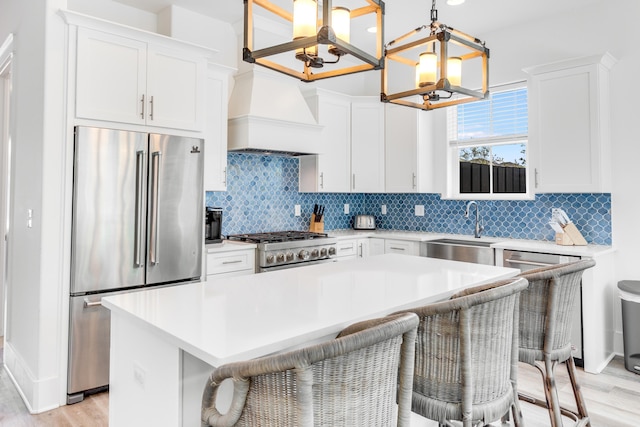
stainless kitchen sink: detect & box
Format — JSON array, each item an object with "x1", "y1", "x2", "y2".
[{"x1": 425, "y1": 238, "x2": 495, "y2": 265}]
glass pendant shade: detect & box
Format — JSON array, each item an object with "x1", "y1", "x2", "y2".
[
  {"x1": 293, "y1": 0, "x2": 317, "y2": 39},
  {"x1": 418, "y1": 52, "x2": 437, "y2": 86},
  {"x1": 447, "y1": 57, "x2": 462, "y2": 86},
  {"x1": 332, "y1": 7, "x2": 351, "y2": 42}
]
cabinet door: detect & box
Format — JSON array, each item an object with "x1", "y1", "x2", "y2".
[
  {"x1": 76, "y1": 27, "x2": 146, "y2": 125},
  {"x1": 146, "y1": 45, "x2": 205, "y2": 131},
  {"x1": 203, "y1": 67, "x2": 229, "y2": 191},
  {"x1": 385, "y1": 104, "x2": 418, "y2": 193},
  {"x1": 314, "y1": 94, "x2": 351, "y2": 192},
  {"x1": 528, "y1": 55, "x2": 612, "y2": 193},
  {"x1": 356, "y1": 239, "x2": 370, "y2": 258},
  {"x1": 369, "y1": 238, "x2": 385, "y2": 256},
  {"x1": 351, "y1": 100, "x2": 384, "y2": 193}
]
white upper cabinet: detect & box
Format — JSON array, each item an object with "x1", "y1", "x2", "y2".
[
  {"x1": 75, "y1": 26, "x2": 206, "y2": 131},
  {"x1": 300, "y1": 90, "x2": 384, "y2": 193},
  {"x1": 203, "y1": 65, "x2": 234, "y2": 191},
  {"x1": 526, "y1": 54, "x2": 615, "y2": 193},
  {"x1": 385, "y1": 104, "x2": 442, "y2": 193},
  {"x1": 351, "y1": 98, "x2": 385, "y2": 193},
  {"x1": 300, "y1": 89, "x2": 351, "y2": 193}
]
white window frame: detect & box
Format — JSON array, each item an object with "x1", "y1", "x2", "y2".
[{"x1": 444, "y1": 82, "x2": 532, "y2": 200}]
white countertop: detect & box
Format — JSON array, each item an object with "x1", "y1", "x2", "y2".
[
  {"x1": 327, "y1": 229, "x2": 614, "y2": 258},
  {"x1": 205, "y1": 240, "x2": 257, "y2": 252},
  {"x1": 103, "y1": 254, "x2": 518, "y2": 367}
]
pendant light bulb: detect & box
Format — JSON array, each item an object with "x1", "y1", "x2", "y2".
[
  {"x1": 418, "y1": 52, "x2": 437, "y2": 86},
  {"x1": 293, "y1": 0, "x2": 317, "y2": 39},
  {"x1": 447, "y1": 57, "x2": 462, "y2": 86}
]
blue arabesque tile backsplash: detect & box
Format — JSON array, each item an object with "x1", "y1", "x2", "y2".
[{"x1": 206, "y1": 153, "x2": 612, "y2": 245}]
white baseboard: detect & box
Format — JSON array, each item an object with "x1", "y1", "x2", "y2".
[{"x1": 3, "y1": 341, "x2": 61, "y2": 414}]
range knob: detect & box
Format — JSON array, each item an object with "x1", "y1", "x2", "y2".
[
  {"x1": 276, "y1": 253, "x2": 285, "y2": 263},
  {"x1": 266, "y1": 254, "x2": 275, "y2": 264},
  {"x1": 286, "y1": 252, "x2": 295, "y2": 262},
  {"x1": 298, "y1": 250, "x2": 310, "y2": 260},
  {"x1": 328, "y1": 247, "x2": 337, "y2": 256},
  {"x1": 311, "y1": 249, "x2": 319, "y2": 258},
  {"x1": 320, "y1": 247, "x2": 327, "y2": 257}
]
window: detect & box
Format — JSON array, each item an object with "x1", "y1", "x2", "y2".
[{"x1": 446, "y1": 85, "x2": 529, "y2": 199}]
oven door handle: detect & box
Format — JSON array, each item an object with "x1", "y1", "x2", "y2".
[{"x1": 504, "y1": 258, "x2": 556, "y2": 268}]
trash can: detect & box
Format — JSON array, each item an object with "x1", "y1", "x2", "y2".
[{"x1": 618, "y1": 280, "x2": 640, "y2": 374}]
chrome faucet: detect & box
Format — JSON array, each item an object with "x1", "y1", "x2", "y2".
[{"x1": 465, "y1": 201, "x2": 484, "y2": 238}]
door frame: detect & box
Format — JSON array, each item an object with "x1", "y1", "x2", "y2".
[{"x1": 0, "y1": 34, "x2": 15, "y2": 338}]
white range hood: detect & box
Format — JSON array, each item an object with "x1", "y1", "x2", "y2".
[{"x1": 227, "y1": 69, "x2": 323, "y2": 155}]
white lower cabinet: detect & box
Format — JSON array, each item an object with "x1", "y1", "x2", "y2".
[
  {"x1": 206, "y1": 246, "x2": 255, "y2": 279},
  {"x1": 369, "y1": 238, "x2": 385, "y2": 256},
  {"x1": 384, "y1": 239, "x2": 420, "y2": 256},
  {"x1": 335, "y1": 238, "x2": 373, "y2": 261}
]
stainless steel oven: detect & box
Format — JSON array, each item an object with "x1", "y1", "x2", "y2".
[
  {"x1": 227, "y1": 231, "x2": 338, "y2": 273},
  {"x1": 502, "y1": 249, "x2": 584, "y2": 365}
]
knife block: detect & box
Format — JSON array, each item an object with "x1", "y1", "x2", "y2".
[
  {"x1": 555, "y1": 223, "x2": 588, "y2": 246},
  {"x1": 309, "y1": 214, "x2": 324, "y2": 233}
]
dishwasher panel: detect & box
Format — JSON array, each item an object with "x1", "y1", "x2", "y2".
[{"x1": 503, "y1": 249, "x2": 584, "y2": 364}]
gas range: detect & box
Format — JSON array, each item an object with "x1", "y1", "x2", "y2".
[{"x1": 227, "y1": 231, "x2": 338, "y2": 272}]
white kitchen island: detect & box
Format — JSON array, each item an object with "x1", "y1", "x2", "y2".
[{"x1": 103, "y1": 254, "x2": 518, "y2": 427}]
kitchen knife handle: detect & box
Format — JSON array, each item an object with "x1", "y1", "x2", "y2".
[
  {"x1": 149, "y1": 151, "x2": 162, "y2": 265},
  {"x1": 134, "y1": 150, "x2": 145, "y2": 268}
]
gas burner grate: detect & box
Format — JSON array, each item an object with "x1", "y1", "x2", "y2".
[{"x1": 227, "y1": 231, "x2": 329, "y2": 244}]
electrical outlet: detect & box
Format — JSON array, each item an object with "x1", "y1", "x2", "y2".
[
  {"x1": 133, "y1": 362, "x2": 146, "y2": 389},
  {"x1": 344, "y1": 204, "x2": 350, "y2": 214},
  {"x1": 294, "y1": 204, "x2": 301, "y2": 217},
  {"x1": 415, "y1": 205, "x2": 425, "y2": 216},
  {"x1": 381, "y1": 204, "x2": 387, "y2": 215}
]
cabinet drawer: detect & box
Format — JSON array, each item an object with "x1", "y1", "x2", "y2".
[
  {"x1": 206, "y1": 250, "x2": 255, "y2": 276},
  {"x1": 384, "y1": 239, "x2": 419, "y2": 256},
  {"x1": 336, "y1": 240, "x2": 358, "y2": 258}
]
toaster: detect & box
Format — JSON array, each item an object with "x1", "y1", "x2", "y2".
[{"x1": 354, "y1": 214, "x2": 376, "y2": 230}]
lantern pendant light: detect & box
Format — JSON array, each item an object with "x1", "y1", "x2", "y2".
[
  {"x1": 243, "y1": 0, "x2": 385, "y2": 82},
  {"x1": 381, "y1": 0, "x2": 489, "y2": 110}
]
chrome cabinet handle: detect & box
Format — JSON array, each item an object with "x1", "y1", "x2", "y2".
[
  {"x1": 134, "y1": 150, "x2": 145, "y2": 267},
  {"x1": 222, "y1": 260, "x2": 242, "y2": 265},
  {"x1": 83, "y1": 299, "x2": 102, "y2": 308},
  {"x1": 390, "y1": 246, "x2": 405, "y2": 251},
  {"x1": 320, "y1": 172, "x2": 324, "y2": 189},
  {"x1": 140, "y1": 94, "x2": 145, "y2": 119},
  {"x1": 149, "y1": 151, "x2": 162, "y2": 265},
  {"x1": 149, "y1": 95, "x2": 154, "y2": 120},
  {"x1": 223, "y1": 167, "x2": 227, "y2": 185},
  {"x1": 534, "y1": 168, "x2": 539, "y2": 188},
  {"x1": 352, "y1": 174, "x2": 356, "y2": 190},
  {"x1": 412, "y1": 173, "x2": 417, "y2": 189},
  {"x1": 358, "y1": 243, "x2": 363, "y2": 257}
]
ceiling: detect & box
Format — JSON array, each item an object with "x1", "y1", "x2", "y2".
[{"x1": 113, "y1": 0, "x2": 602, "y2": 40}]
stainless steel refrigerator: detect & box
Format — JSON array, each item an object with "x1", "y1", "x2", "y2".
[{"x1": 67, "y1": 126, "x2": 203, "y2": 403}]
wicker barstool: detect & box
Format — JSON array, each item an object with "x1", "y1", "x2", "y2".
[
  {"x1": 201, "y1": 312, "x2": 419, "y2": 427},
  {"x1": 517, "y1": 259, "x2": 596, "y2": 427},
  {"x1": 394, "y1": 277, "x2": 529, "y2": 427}
]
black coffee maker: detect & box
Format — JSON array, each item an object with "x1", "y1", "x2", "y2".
[{"x1": 205, "y1": 207, "x2": 223, "y2": 244}]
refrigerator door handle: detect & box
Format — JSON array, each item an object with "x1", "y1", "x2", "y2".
[
  {"x1": 149, "y1": 151, "x2": 162, "y2": 265},
  {"x1": 134, "y1": 150, "x2": 145, "y2": 268}
]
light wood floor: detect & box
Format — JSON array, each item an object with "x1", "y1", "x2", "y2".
[{"x1": 1, "y1": 338, "x2": 639, "y2": 426}]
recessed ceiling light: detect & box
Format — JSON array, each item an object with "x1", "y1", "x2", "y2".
[{"x1": 447, "y1": 0, "x2": 466, "y2": 5}]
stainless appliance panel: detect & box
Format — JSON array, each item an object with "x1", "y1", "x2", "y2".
[
  {"x1": 502, "y1": 249, "x2": 584, "y2": 362},
  {"x1": 71, "y1": 127, "x2": 147, "y2": 294},
  {"x1": 67, "y1": 293, "x2": 112, "y2": 401},
  {"x1": 146, "y1": 134, "x2": 203, "y2": 284}
]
